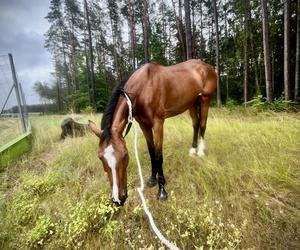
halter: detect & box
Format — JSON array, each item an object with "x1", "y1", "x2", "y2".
[{"x1": 120, "y1": 89, "x2": 133, "y2": 137}]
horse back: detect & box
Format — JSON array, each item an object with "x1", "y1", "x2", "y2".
[{"x1": 125, "y1": 60, "x2": 217, "y2": 120}]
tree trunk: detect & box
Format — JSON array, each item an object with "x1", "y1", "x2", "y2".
[
  {"x1": 179, "y1": 0, "x2": 183, "y2": 25},
  {"x1": 60, "y1": 35, "x2": 71, "y2": 96},
  {"x1": 199, "y1": 0, "x2": 205, "y2": 59},
  {"x1": 143, "y1": 0, "x2": 149, "y2": 63},
  {"x1": 184, "y1": 0, "x2": 192, "y2": 60},
  {"x1": 284, "y1": 0, "x2": 291, "y2": 100},
  {"x1": 179, "y1": 0, "x2": 186, "y2": 60},
  {"x1": 55, "y1": 59, "x2": 63, "y2": 112},
  {"x1": 110, "y1": 17, "x2": 120, "y2": 81},
  {"x1": 128, "y1": 0, "x2": 136, "y2": 69},
  {"x1": 224, "y1": 0, "x2": 228, "y2": 38},
  {"x1": 84, "y1": 0, "x2": 96, "y2": 110},
  {"x1": 295, "y1": 0, "x2": 300, "y2": 100},
  {"x1": 160, "y1": 1, "x2": 167, "y2": 59},
  {"x1": 261, "y1": 0, "x2": 273, "y2": 102},
  {"x1": 224, "y1": 0, "x2": 229, "y2": 99},
  {"x1": 243, "y1": 0, "x2": 249, "y2": 104},
  {"x1": 171, "y1": 0, "x2": 186, "y2": 61},
  {"x1": 254, "y1": 51, "x2": 261, "y2": 95},
  {"x1": 212, "y1": 0, "x2": 221, "y2": 107},
  {"x1": 250, "y1": 18, "x2": 261, "y2": 96},
  {"x1": 191, "y1": 0, "x2": 196, "y2": 58},
  {"x1": 84, "y1": 40, "x2": 92, "y2": 105},
  {"x1": 83, "y1": 15, "x2": 92, "y2": 106}
]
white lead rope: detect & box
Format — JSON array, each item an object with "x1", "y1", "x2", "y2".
[
  {"x1": 133, "y1": 122, "x2": 180, "y2": 250},
  {"x1": 122, "y1": 91, "x2": 180, "y2": 250}
]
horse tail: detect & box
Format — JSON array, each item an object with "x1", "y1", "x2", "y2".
[{"x1": 199, "y1": 66, "x2": 218, "y2": 97}]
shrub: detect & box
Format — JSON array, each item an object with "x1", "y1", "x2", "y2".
[
  {"x1": 26, "y1": 215, "x2": 54, "y2": 248},
  {"x1": 246, "y1": 95, "x2": 298, "y2": 112},
  {"x1": 226, "y1": 98, "x2": 238, "y2": 109},
  {"x1": 61, "y1": 195, "x2": 118, "y2": 249},
  {"x1": 165, "y1": 194, "x2": 248, "y2": 249},
  {"x1": 23, "y1": 173, "x2": 64, "y2": 196},
  {"x1": 7, "y1": 191, "x2": 40, "y2": 226},
  {"x1": 80, "y1": 105, "x2": 95, "y2": 114}
]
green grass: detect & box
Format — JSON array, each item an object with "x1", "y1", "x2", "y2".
[
  {"x1": 0, "y1": 109, "x2": 299, "y2": 249},
  {"x1": 0, "y1": 118, "x2": 22, "y2": 147}
]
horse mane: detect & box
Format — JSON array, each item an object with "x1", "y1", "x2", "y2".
[{"x1": 100, "y1": 79, "x2": 128, "y2": 141}]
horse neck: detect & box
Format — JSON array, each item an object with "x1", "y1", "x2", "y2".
[{"x1": 111, "y1": 97, "x2": 129, "y2": 138}]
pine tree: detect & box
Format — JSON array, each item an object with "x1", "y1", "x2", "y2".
[
  {"x1": 142, "y1": 0, "x2": 150, "y2": 63},
  {"x1": 64, "y1": 0, "x2": 82, "y2": 92},
  {"x1": 184, "y1": 0, "x2": 192, "y2": 59},
  {"x1": 45, "y1": 0, "x2": 71, "y2": 100},
  {"x1": 284, "y1": 0, "x2": 291, "y2": 100},
  {"x1": 296, "y1": 0, "x2": 300, "y2": 100},
  {"x1": 212, "y1": 0, "x2": 221, "y2": 107},
  {"x1": 243, "y1": 0, "x2": 250, "y2": 103},
  {"x1": 83, "y1": 0, "x2": 96, "y2": 109},
  {"x1": 261, "y1": 0, "x2": 273, "y2": 102},
  {"x1": 128, "y1": 0, "x2": 137, "y2": 69}
]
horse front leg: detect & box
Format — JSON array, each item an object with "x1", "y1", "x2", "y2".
[
  {"x1": 153, "y1": 119, "x2": 168, "y2": 201},
  {"x1": 139, "y1": 123, "x2": 157, "y2": 187}
]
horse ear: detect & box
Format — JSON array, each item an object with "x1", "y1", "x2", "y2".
[{"x1": 88, "y1": 120, "x2": 102, "y2": 138}]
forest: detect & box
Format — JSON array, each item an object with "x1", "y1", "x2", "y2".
[
  {"x1": 34, "y1": 0, "x2": 300, "y2": 112},
  {"x1": 1, "y1": 1, "x2": 300, "y2": 249}
]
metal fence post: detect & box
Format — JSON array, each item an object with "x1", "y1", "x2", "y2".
[{"x1": 8, "y1": 53, "x2": 26, "y2": 133}]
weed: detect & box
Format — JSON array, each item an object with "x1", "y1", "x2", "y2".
[
  {"x1": 61, "y1": 194, "x2": 118, "y2": 249},
  {"x1": 26, "y1": 215, "x2": 54, "y2": 248},
  {"x1": 81, "y1": 105, "x2": 95, "y2": 114},
  {"x1": 246, "y1": 95, "x2": 299, "y2": 112},
  {"x1": 0, "y1": 110, "x2": 299, "y2": 249}
]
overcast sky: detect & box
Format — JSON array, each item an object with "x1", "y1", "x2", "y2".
[{"x1": 0, "y1": 0, "x2": 53, "y2": 105}]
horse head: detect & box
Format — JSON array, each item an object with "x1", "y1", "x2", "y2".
[{"x1": 89, "y1": 120, "x2": 129, "y2": 206}]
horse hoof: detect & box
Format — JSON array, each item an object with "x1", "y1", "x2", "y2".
[
  {"x1": 197, "y1": 150, "x2": 205, "y2": 157},
  {"x1": 157, "y1": 188, "x2": 168, "y2": 201},
  {"x1": 147, "y1": 176, "x2": 157, "y2": 187},
  {"x1": 189, "y1": 147, "x2": 197, "y2": 157}
]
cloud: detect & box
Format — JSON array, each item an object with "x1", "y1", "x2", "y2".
[
  {"x1": 0, "y1": 32, "x2": 50, "y2": 68},
  {"x1": 19, "y1": 64, "x2": 54, "y2": 105},
  {"x1": 0, "y1": 0, "x2": 53, "y2": 105}
]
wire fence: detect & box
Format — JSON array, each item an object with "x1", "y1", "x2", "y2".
[{"x1": 0, "y1": 54, "x2": 29, "y2": 148}]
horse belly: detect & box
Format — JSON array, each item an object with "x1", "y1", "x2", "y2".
[{"x1": 164, "y1": 84, "x2": 200, "y2": 118}]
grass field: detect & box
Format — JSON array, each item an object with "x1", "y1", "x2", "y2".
[
  {"x1": 0, "y1": 109, "x2": 299, "y2": 249},
  {"x1": 0, "y1": 118, "x2": 22, "y2": 148}
]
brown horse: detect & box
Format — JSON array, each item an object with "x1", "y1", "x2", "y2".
[{"x1": 89, "y1": 59, "x2": 217, "y2": 205}]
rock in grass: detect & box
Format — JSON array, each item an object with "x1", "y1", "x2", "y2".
[{"x1": 60, "y1": 117, "x2": 89, "y2": 139}]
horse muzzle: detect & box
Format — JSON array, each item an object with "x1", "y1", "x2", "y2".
[{"x1": 111, "y1": 188, "x2": 128, "y2": 206}]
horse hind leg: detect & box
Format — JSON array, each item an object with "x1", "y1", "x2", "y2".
[
  {"x1": 189, "y1": 104, "x2": 200, "y2": 156},
  {"x1": 197, "y1": 96, "x2": 210, "y2": 157},
  {"x1": 152, "y1": 119, "x2": 168, "y2": 201}
]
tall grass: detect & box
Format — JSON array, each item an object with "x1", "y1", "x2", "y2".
[
  {"x1": 0, "y1": 109, "x2": 299, "y2": 249},
  {"x1": 0, "y1": 118, "x2": 21, "y2": 147}
]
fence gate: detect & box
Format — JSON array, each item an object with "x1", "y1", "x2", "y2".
[{"x1": 0, "y1": 53, "x2": 31, "y2": 168}]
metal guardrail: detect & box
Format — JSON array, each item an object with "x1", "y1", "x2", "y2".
[{"x1": 0, "y1": 53, "x2": 31, "y2": 168}]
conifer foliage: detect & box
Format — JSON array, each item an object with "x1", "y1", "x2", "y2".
[{"x1": 39, "y1": 0, "x2": 300, "y2": 112}]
